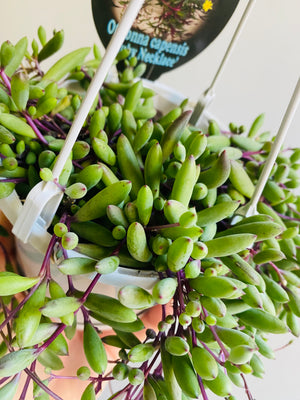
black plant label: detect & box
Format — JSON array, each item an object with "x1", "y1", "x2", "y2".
[{"x1": 91, "y1": 0, "x2": 239, "y2": 80}]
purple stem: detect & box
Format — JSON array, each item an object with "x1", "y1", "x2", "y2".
[
  {"x1": 95, "y1": 379, "x2": 102, "y2": 395},
  {"x1": 269, "y1": 261, "x2": 286, "y2": 285},
  {"x1": 39, "y1": 234, "x2": 58, "y2": 276},
  {"x1": 0, "y1": 298, "x2": 13, "y2": 346},
  {"x1": 53, "y1": 178, "x2": 65, "y2": 192},
  {"x1": 79, "y1": 273, "x2": 102, "y2": 304},
  {"x1": 191, "y1": 332, "x2": 210, "y2": 400},
  {"x1": 0, "y1": 376, "x2": 10, "y2": 385},
  {"x1": 81, "y1": 305, "x2": 90, "y2": 324},
  {"x1": 145, "y1": 222, "x2": 180, "y2": 231},
  {"x1": 288, "y1": 204, "x2": 300, "y2": 217},
  {"x1": 191, "y1": 329, "x2": 197, "y2": 347},
  {"x1": 56, "y1": 113, "x2": 72, "y2": 126},
  {"x1": 50, "y1": 374, "x2": 81, "y2": 381},
  {"x1": 241, "y1": 374, "x2": 255, "y2": 400},
  {"x1": 198, "y1": 376, "x2": 209, "y2": 400},
  {"x1": 0, "y1": 323, "x2": 11, "y2": 350},
  {"x1": 50, "y1": 119, "x2": 67, "y2": 137},
  {"x1": 132, "y1": 387, "x2": 144, "y2": 400},
  {"x1": 0, "y1": 233, "x2": 57, "y2": 331},
  {"x1": 176, "y1": 272, "x2": 185, "y2": 313},
  {"x1": 72, "y1": 160, "x2": 84, "y2": 170},
  {"x1": 34, "y1": 59, "x2": 44, "y2": 76},
  {"x1": 61, "y1": 246, "x2": 75, "y2": 294},
  {"x1": 276, "y1": 210, "x2": 300, "y2": 221},
  {"x1": 161, "y1": 304, "x2": 166, "y2": 321},
  {"x1": 202, "y1": 307, "x2": 230, "y2": 359},
  {"x1": 0, "y1": 153, "x2": 6, "y2": 159},
  {"x1": 243, "y1": 150, "x2": 264, "y2": 158},
  {"x1": 49, "y1": 374, "x2": 114, "y2": 384},
  {"x1": 98, "y1": 94, "x2": 103, "y2": 109},
  {"x1": 128, "y1": 381, "x2": 141, "y2": 399},
  {"x1": 153, "y1": 360, "x2": 163, "y2": 376},
  {"x1": 67, "y1": 275, "x2": 75, "y2": 294},
  {"x1": 200, "y1": 341, "x2": 223, "y2": 364},
  {"x1": 0, "y1": 177, "x2": 27, "y2": 183},
  {"x1": 24, "y1": 368, "x2": 63, "y2": 400},
  {"x1": 24, "y1": 114, "x2": 48, "y2": 145},
  {"x1": 144, "y1": 350, "x2": 161, "y2": 378},
  {"x1": 19, "y1": 364, "x2": 35, "y2": 400},
  {"x1": 37, "y1": 117, "x2": 67, "y2": 138},
  {"x1": 34, "y1": 119, "x2": 53, "y2": 133},
  {"x1": 36, "y1": 323, "x2": 66, "y2": 354},
  {"x1": 0, "y1": 69, "x2": 11, "y2": 92},
  {"x1": 111, "y1": 128, "x2": 122, "y2": 139},
  {"x1": 242, "y1": 154, "x2": 258, "y2": 161},
  {"x1": 209, "y1": 325, "x2": 230, "y2": 359},
  {"x1": 108, "y1": 384, "x2": 131, "y2": 400}
]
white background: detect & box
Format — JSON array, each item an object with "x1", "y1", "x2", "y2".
[{"x1": 1, "y1": 1, "x2": 300, "y2": 399}]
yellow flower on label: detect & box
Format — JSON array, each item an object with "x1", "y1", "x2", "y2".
[{"x1": 202, "y1": 0, "x2": 213, "y2": 12}]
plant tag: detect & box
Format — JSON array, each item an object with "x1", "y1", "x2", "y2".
[{"x1": 92, "y1": 0, "x2": 239, "y2": 80}]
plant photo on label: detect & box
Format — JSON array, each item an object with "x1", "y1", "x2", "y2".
[
  {"x1": 0, "y1": 27, "x2": 300, "y2": 400},
  {"x1": 115, "y1": 0, "x2": 215, "y2": 40}
]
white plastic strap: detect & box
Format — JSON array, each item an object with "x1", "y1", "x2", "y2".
[
  {"x1": 245, "y1": 77, "x2": 300, "y2": 217},
  {"x1": 52, "y1": 0, "x2": 145, "y2": 179},
  {"x1": 12, "y1": 0, "x2": 145, "y2": 244},
  {"x1": 190, "y1": 0, "x2": 256, "y2": 126},
  {"x1": 209, "y1": 0, "x2": 256, "y2": 92}
]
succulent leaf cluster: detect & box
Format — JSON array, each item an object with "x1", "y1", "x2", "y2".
[{"x1": 0, "y1": 28, "x2": 300, "y2": 400}]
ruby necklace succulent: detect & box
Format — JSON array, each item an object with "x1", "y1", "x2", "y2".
[{"x1": 0, "y1": 27, "x2": 300, "y2": 400}]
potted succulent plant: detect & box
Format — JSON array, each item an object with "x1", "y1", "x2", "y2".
[{"x1": 0, "y1": 28, "x2": 300, "y2": 400}]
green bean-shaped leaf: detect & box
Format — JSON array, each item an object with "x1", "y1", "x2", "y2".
[
  {"x1": 190, "y1": 275, "x2": 241, "y2": 298},
  {"x1": 0, "y1": 182, "x2": 15, "y2": 199},
  {"x1": 24, "y1": 323, "x2": 59, "y2": 348},
  {"x1": 81, "y1": 383, "x2": 96, "y2": 400},
  {"x1": 40, "y1": 297, "x2": 80, "y2": 318},
  {"x1": 0, "y1": 374, "x2": 20, "y2": 400},
  {"x1": 128, "y1": 343, "x2": 155, "y2": 363},
  {"x1": 95, "y1": 256, "x2": 119, "y2": 275},
  {"x1": 47, "y1": 333, "x2": 69, "y2": 356},
  {"x1": 15, "y1": 309, "x2": 41, "y2": 348},
  {"x1": 40, "y1": 47, "x2": 90, "y2": 88},
  {"x1": 89, "y1": 312, "x2": 144, "y2": 333},
  {"x1": 191, "y1": 347, "x2": 218, "y2": 380},
  {"x1": 205, "y1": 234, "x2": 257, "y2": 257},
  {"x1": 0, "y1": 272, "x2": 39, "y2": 296},
  {"x1": 172, "y1": 354, "x2": 200, "y2": 399},
  {"x1": 37, "y1": 347, "x2": 64, "y2": 371},
  {"x1": 10, "y1": 74, "x2": 29, "y2": 111},
  {"x1": 83, "y1": 322, "x2": 107, "y2": 374},
  {"x1": 38, "y1": 30, "x2": 64, "y2": 62},
  {"x1": 165, "y1": 336, "x2": 189, "y2": 356},
  {"x1": 237, "y1": 309, "x2": 287, "y2": 333},
  {"x1": 0, "y1": 113, "x2": 36, "y2": 138},
  {"x1": 0, "y1": 349, "x2": 37, "y2": 377},
  {"x1": 77, "y1": 291, "x2": 137, "y2": 323},
  {"x1": 5, "y1": 37, "x2": 28, "y2": 77},
  {"x1": 58, "y1": 257, "x2": 96, "y2": 275},
  {"x1": 203, "y1": 366, "x2": 232, "y2": 397},
  {"x1": 74, "y1": 180, "x2": 131, "y2": 222},
  {"x1": 118, "y1": 285, "x2": 154, "y2": 309}
]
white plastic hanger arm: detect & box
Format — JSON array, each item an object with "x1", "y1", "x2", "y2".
[
  {"x1": 52, "y1": 0, "x2": 145, "y2": 179},
  {"x1": 190, "y1": 0, "x2": 256, "y2": 126},
  {"x1": 12, "y1": 0, "x2": 145, "y2": 244},
  {"x1": 243, "y1": 77, "x2": 300, "y2": 217}
]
